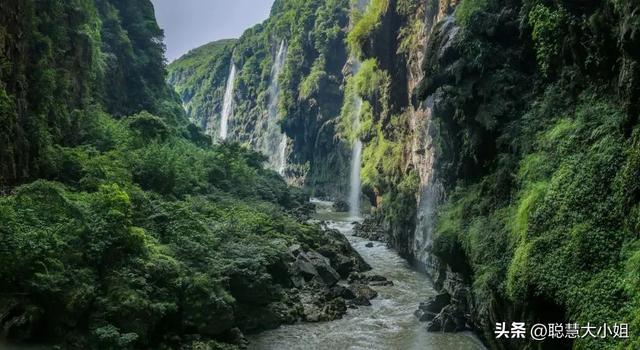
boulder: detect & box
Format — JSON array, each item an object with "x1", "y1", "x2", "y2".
[
  {"x1": 353, "y1": 219, "x2": 388, "y2": 242},
  {"x1": 329, "y1": 285, "x2": 356, "y2": 300},
  {"x1": 290, "y1": 250, "x2": 340, "y2": 287},
  {"x1": 367, "y1": 275, "x2": 388, "y2": 282},
  {"x1": 288, "y1": 244, "x2": 303, "y2": 257},
  {"x1": 333, "y1": 200, "x2": 349, "y2": 212},
  {"x1": 369, "y1": 280, "x2": 394, "y2": 287},
  {"x1": 291, "y1": 254, "x2": 319, "y2": 281},
  {"x1": 414, "y1": 309, "x2": 437, "y2": 322},
  {"x1": 300, "y1": 291, "x2": 347, "y2": 322},
  {"x1": 418, "y1": 292, "x2": 451, "y2": 314},
  {"x1": 348, "y1": 283, "x2": 378, "y2": 301},
  {"x1": 322, "y1": 298, "x2": 347, "y2": 320},
  {"x1": 306, "y1": 251, "x2": 340, "y2": 286},
  {"x1": 350, "y1": 296, "x2": 372, "y2": 306},
  {"x1": 347, "y1": 273, "x2": 392, "y2": 286},
  {"x1": 425, "y1": 304, "x2": 468, "y2": 332},
  {"x1": 317, "y1": 229, "x2": 371, "y2": 276}
]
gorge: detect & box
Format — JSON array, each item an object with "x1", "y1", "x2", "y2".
[{"x1": 1, "y1": 0, "x2": 639, "y2": 349}]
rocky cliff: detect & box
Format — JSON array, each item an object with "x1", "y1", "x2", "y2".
[
  {"x1": 168, "y1": 0, "x2": 353, "y2": 197},
  {"x1": 167, "y1": 0, "x2": 640, "y2": 349}
]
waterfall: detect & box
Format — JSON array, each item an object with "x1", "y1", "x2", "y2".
[
  {"x1": 278, "y1": 134, "x2": 288, "y2": 176},
  {"x1": 220, "y1": 63, "x2": 236, "y2": 140},
  {"x1": 264, "y1": 40, "x2": 289, "y2": 174},
  {"x1": 413, "y1": 182, "x2": 444, "y2": 264},
  {"x1": 348, "y1": 91, "x2": 364, "y2": 218},
  {"x1": 268, "y1": 40, "x2": 287, "y2": 118},
  {"x1": 349, "y1": 139, "x2": 363, "y2": 218},
  {"x1": 411, "y1": 96, "x2": 443, "y2": 270}
]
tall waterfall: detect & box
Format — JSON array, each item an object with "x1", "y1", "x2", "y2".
[
  {"x1": 413, "y1": 181, "x2": 444, "y2": 265},
  {"x1": 265, "y1": 40, "x2": 289, "y2": 174},
  {"x1": 349, "y1": 139, "x2": 363, "y2": 218},
  {"x1": 277, "y1": 134, "x2": 288, "y2": 176},
  {"x1": 219, "y1": 63, "x2": 236, "y2": 140},
  {"x1": 348, "y1": 89, "x2": 364, "y2": 219}
]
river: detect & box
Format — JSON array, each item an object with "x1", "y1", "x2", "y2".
[
  {"x1": 0, "y1": 201, "x2": 485, "y2": 350},
  {"x1": 247, "y1": 199, "x2": 485, "y2": 350}
]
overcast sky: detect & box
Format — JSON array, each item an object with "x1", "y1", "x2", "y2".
[{"x1": 151, "y1": 0, "x2": 274, "y2": 62}]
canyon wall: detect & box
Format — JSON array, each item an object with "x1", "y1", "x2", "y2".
[{"x1": 168, "y1": 0, "x2": 640, "y2": 348}]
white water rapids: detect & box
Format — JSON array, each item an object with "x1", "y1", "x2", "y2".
[{"x1": 248, "y1": 200, "x2": 486, "y2": 350}]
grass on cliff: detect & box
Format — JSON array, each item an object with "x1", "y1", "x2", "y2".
[{"x1": 433, "y1": 89, "x2": 640, "y2": 349}]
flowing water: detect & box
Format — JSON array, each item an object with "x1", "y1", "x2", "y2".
[
  {"x1": 264, "y1": 40, "x2": 289, "y2": 173},
  {"x1": 348, "y1": 139, "x2": 363, "y2": 218},
  {"x1": 248, "y1": 200, "x2": 486, "y2": 350},
  {"x1": 278, "y1": 134, "x2": 289, "y2": 176},
  {"x1": 348, "y1": 63, "x2": 363, "y2": 217},
  {"x1": 220, "y1": 63, "x2": 237, "y2": 140}
]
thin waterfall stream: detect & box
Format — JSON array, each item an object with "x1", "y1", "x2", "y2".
[
  {"x1": 264, "y1": 40, "x2": 289, "y2": 173},
  {"x1": 220, "y1": 63, "x2": 237, "y2": 141},
  {"x1": 348, "y1": 59, "x2": 363, "y2": 218},
  {"x1": 349, "y1": 139, "x2": 363, "y2": 218}
]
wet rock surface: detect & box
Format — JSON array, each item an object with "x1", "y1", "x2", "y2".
[
  {"x1": 353, "y1": 218, "x2": 388, "y2": 242},
  {"x1": 415, "y1": 269, "x2": 473, "y2": 333},
  {"x1": 332, "y1": 200, "x2": 350, "y2": 213},
  {"x1": 247, "y1": 201, "x2": 484, "y2": 349},
  {"x1": 278, "y1": 227, "x2": 388, "y2": 326}
]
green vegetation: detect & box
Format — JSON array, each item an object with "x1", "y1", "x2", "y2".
[
  {"x1": 339, "y1": 0, "x2": 428, "y2": 253},
  {"x1": 528, "y1": 4, "x2": 567, "y2": 76},
  {"x1": 167, "y1": 39, "x2": 237, "y2": 133},
  {"x1": 168, "y1": 0, "x2": 353, "y2": 198},
  {"x1": 5, "y1": 0, "x2": 639, "y2": 349},
  {"x1": 347, "y1": 0, "x2": 390, "y2": 59},
  {"x1": 416, "y1": 0, "x2": 640, "y2": 348},
  {"x1": 455, "y1": 0, "x2": 489, "y2": 26},
  {"x1": 0, "y1": 1, "x2": 353, "y2": 349}
]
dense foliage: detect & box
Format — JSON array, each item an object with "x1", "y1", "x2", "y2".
[
  {"x1": 167, "y1": 0, "x2": 353, "y2": 197},
  {"x1": 416, "y1": 0, "x2": 640, "y2": 348},
  {"x1": 0, "y1": 0, "x2": 185, "y2": 187},
  {"x1": 0, "y1": 1, "x2": 343, "y2": 349},
  {"x1": 167, "y1": 39, "x2": 237, "y2": 136},
  {"x1": 7, "y1": 0, "x2": 638, "y2": 349},
  {"x1": 340, "y1": 0, "x2": 640, "y2": 348}
]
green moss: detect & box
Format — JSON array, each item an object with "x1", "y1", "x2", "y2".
[
  {"x1": 347, "y1": 0, "x2": 390, "y2": 59},
  {"x1": 432, "y1": 88, "x2": 640, "y2": 348},
  {"x1": 298, "y1": 55, "x2": 328, "y2": 100},
  {"x1": 455, "y1": 0, "x2": 488, "y2": 26},
  {"x1": 512, "y1": 182, "x2": 547, "y2": 243},
  {"x1": 505, "y1": 241, "x2": 531, "y2": 300},
  {"x1": 528, "y1": 4, "x2": 568, "y2": 76},
  {"x1": 361, "y1": 127, "x2": 401, "y2": 187}
]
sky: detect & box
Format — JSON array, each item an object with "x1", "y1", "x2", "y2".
[{"x1": 151, "y1": 0, "x2": 275, "y2": 62}]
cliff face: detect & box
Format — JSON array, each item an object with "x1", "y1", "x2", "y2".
[
  {"x1": 167, "y1": 0, "x2": 353, "y2": 197},
  {"x1": 167, "y1": 39, "x2": 237, "y2": 139},
  {"x1": 0, "y1": 1, "x2": 376, "y2": 349},
  {"x1": 420, "y1": 0, "x2": 640, "y2": 349},
  {"x1": 166, "y1": 0, "x2": 640, "y2": 348},
  {"x1": 349, "y1": 0, "x2": 640, "y2": 349},
  {"x1": 0, "y1": 0, "x2": 185, "y2": 187}
]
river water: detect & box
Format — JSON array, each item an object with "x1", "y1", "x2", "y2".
[
  {"x1": 248, "y1": 200, "x2": 485, "y2": 350},
  {"x1": 0, "y1": 201, "x2": 485, "y2": 350}
]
